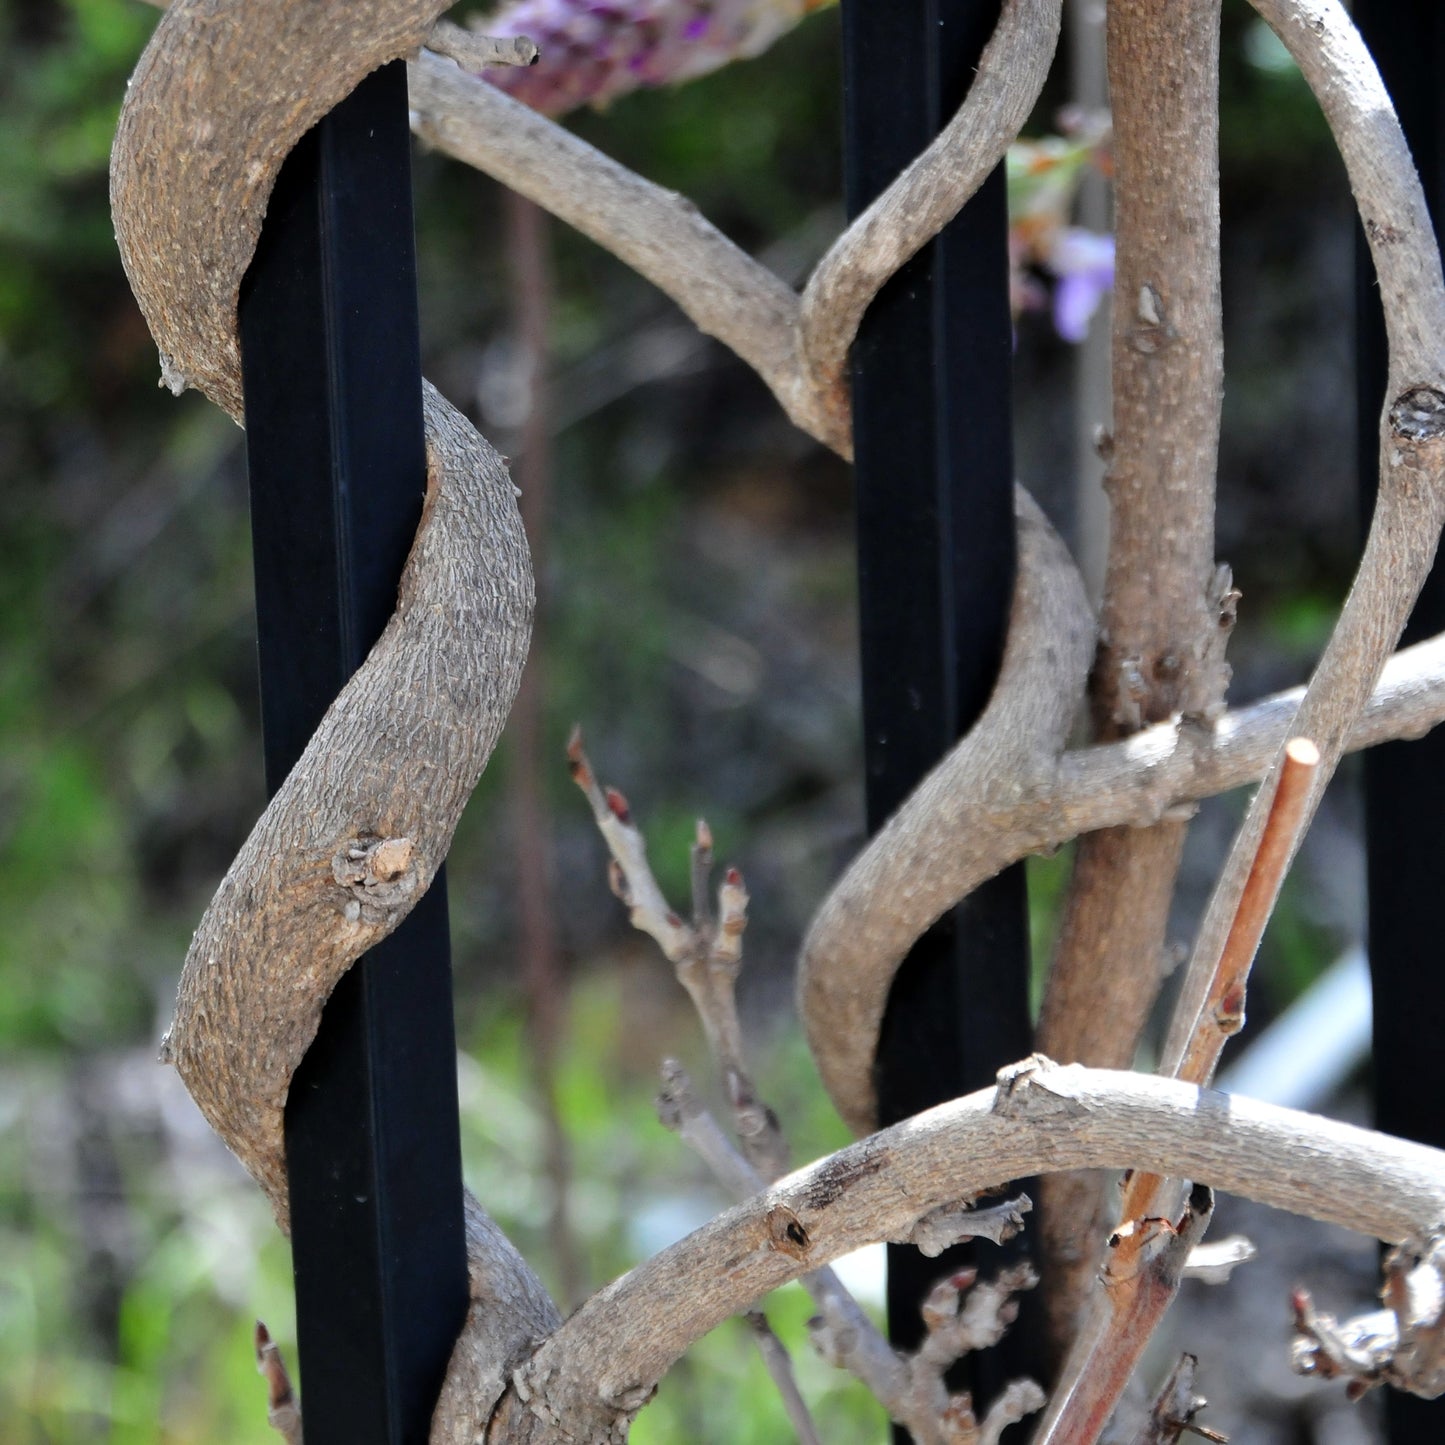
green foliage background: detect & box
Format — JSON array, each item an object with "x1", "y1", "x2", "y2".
[{"x1": 0, "y1": 1, "x2": 1360, "y2": 1440}]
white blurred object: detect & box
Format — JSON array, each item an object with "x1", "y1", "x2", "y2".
[
  {"x1": 829, "y1": 1243, "x2": 887, "y2": 1308},
  {"x1": 1217, "y1": 947, "x2": 1371, "y2": 1112}
]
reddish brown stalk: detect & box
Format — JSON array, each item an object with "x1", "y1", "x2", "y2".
[
  {"x1": 1176, "y1": 735, "x2": 1320, "y2": 1082},
  {"x1": 1121, "y1": 735, "x2": 1320, "y2": 1224},
  {"x1": 1042, "y1": 738, "x2": 1320, "y2": 1445},
  {"x1": 1034, "y1": 1187, "x2": 1214, "y2": 1445}
]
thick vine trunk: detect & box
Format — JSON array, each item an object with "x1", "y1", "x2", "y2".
[{"x1": 1034, "y1": 0, "x2": 1228, "y2": 1359}]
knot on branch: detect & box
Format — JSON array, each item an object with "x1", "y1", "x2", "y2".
[
  {"x1": 332, "y1": 834, "x2": 420, "y2": 923},
  {"x1": 1389, "y1": 386, "x2": 1445, "y2": 442},
  {"x1": 1128, "y1": 282, "x2": 1176, "y2": 354},
  {"x1": 991, "y1": 1055, "x2": 1089, "y2": 1120},
  {"x1": 764, "y1": 1204, "x2": 812, "y2": 1260},
  {"x1": 1366, "y1": 217, "x2": 1406, "y2": 247}
]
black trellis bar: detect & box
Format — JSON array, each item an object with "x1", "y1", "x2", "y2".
[
  {"x1": 1355, "y1": 4, "x2": 1445, "y2": 1442},
  {"x1": 237, "y1": 61, "x2": 469, "y2": 1444},
  {"x1": 840, "y1": 0, "x2": 1038, "y2": 1414}
]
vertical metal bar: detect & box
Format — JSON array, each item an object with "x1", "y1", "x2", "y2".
[
  {"x1": 237, "y1": 61, "x2": 469, "y2": 1444},
  {"x1": 840, "y1": 0, "x2": 1038, "y2": 1417},
  {"x1": 1356, "y1": 4, "x2": 1445, "y2": 1442}
]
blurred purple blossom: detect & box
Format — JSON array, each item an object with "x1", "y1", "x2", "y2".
[
  {"x1": 476, "y1": 0, "x2": 820, "y2": 117},
  {"x1": 1043, "y1": 227, "x2": 1116, "y2": 343}
]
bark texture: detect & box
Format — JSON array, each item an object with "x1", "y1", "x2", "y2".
[
  {"x1": 163, "y1": 383, "x2": 532, "y2": 1224},
  {"x1": 112, "y1": 0, "x2": 448, "y2": 417}
]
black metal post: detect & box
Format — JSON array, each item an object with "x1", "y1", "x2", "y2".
[
  {"x1": 1356, "y1": 5, "x2": 1445, "y2": 1442},
  {"x1": 841, "y1": 0, "x2": 1038, "y2": 1419},
  {"x1": 237, "y1": 62, "x2": 469, "y2": 1444}
]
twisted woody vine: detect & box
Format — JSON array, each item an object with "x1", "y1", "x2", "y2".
[{"x1": 110, "y1": 0, "x2": 1445, "y2": 1441}]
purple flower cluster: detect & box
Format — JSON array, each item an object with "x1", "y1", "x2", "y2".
[
  {"x1": 475, "y1": 5, "x2": 1117, "y2": 346},
  {"x1": 1008, "y1": 120, "x2": 1116, "y2": 344},
  {"x1": 479, "y1": 0, "x2": 814, "y2": 117},
  {"x1": 1043, "y1": 227, "x2": 1116, "y2": 344}
]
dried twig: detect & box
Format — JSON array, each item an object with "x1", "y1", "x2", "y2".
[
  {"x1": 593, "y1": 742, "x2": 1039, "y2": 1438},
  {"x1": 726, "y1": 1064, "x2": 791, "y2": 1186},
  {"x1": 566, "y1": 729, "x2": 692, "y2": 963},
  {"x1": 1129, "y1": 1354, "x2": 1226, "y2": 1445},
  {"x1": 569, "y1": 729, "x2": 792, "y2": 1181},
  {"x1": 1047, "y1": 741, "x2": 1316, "y2": 1439},
  {"x1": 908, "y1": 1197, "x2": 1033, "y2": 1258},
  {"x1": 1291, "y1": 1234, "x2": 1445, "y2": 1400},
  {"x1": 1122, "y1": 737, "x2": 1321, "y2": 1218},
  {"x1": 406, "y1": 49, "x2": 844, "y2": 453},
  {"x1": 1381, "y1": 1236, "x2": 1445, "y2": 1397},
  {"x1": 574, "y1": 755, "x2": 1042, "y2": 1439},
  {"x1": 917, "y1": 1262, "x2": 1036, "y2": 1365},
  {"x1": 1290, "y1": 1290, "x2": 1397, "y2": 1400},
  {"x1": 902, "y1": 1264, "x2": 1045, "y2": 1444},
  {"x1": 979, "y1": 1378, "x2": 1051, "y2": 1445},
  {"x1": 254, "y1": 1321, "x2": 302, "y2": 1445},
  {"x1": 1175, "y1": 737, "x2": 1320, "y2": 1083},
  {"x1": 745, "y1": 1312, "x2": 825, "y2": 1445},
  {"x1": 656, "y1": 1058, "x2": 770, "y2": 1202},
  {"x1": 690, "y1": 818, "x2": 714, "y2": 931}
]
